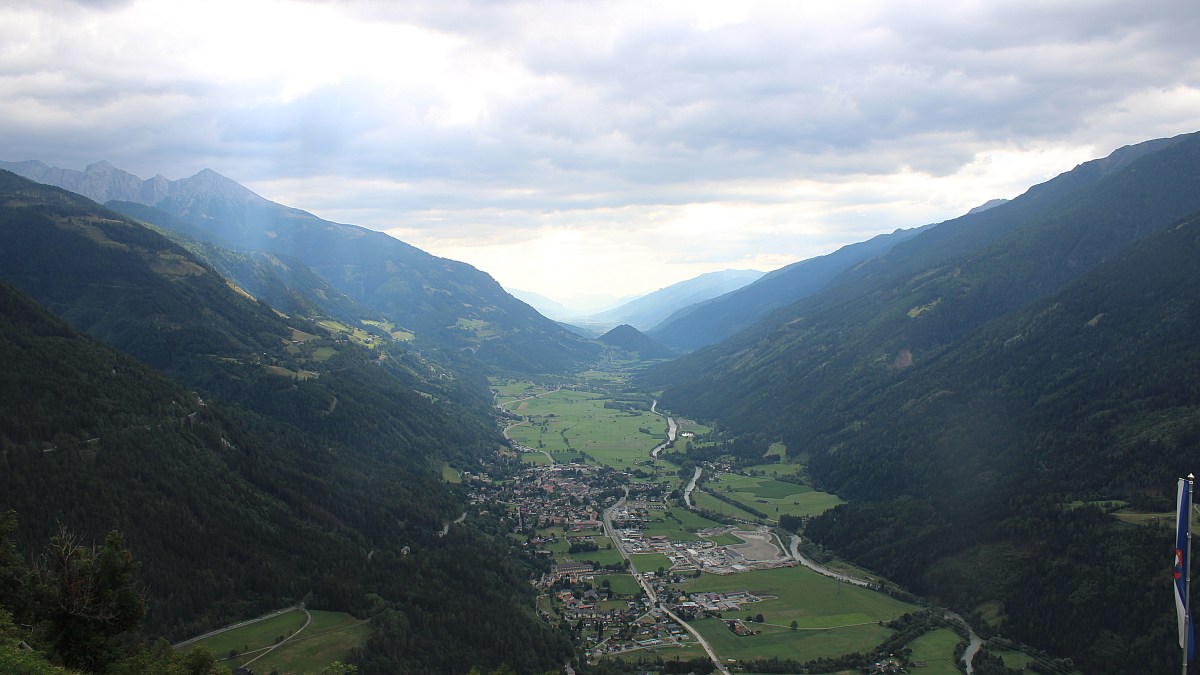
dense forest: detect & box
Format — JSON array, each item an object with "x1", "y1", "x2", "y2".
[
  {"x1": 0, "y1": 173, "x2": 574, "y2": 671},
  {"x1": 643, "y1": 133, "x2": 1200, "y2": 673}
]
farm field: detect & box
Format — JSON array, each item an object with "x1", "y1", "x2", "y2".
[
  {"x1": 640, "y1": 507, "x2": 725, "y2": 541},
  {"x1": 180, "y1": 608, "x2": 307, "y2": 658},
  {"x1": 905, "y1": 628, "x2": 963, "y2": 674},
  {"x1": 497, "y1": 383, "x2": 674, "y2": 468},
  {"x1": 603, "y1": 573, "x2": 643, "y2": 597},
  {"x1": 179, "y1": 609, "x2": 368, "y2": 674},
  {"x1": 628, "y1": 552, "x2": 673, "y2": 574},
  {"x1": 246, "y1": 611, "x2": 370, "y2": 674},
  {"x1": 698, "y1": 473, "x2": 843, "y2": 523},
  {"x1": 678, "y1": 566, "x2": 916, "y2": 663},
  {"x1": 689, "y1": 616, "x2": 891, "y2": 663}
]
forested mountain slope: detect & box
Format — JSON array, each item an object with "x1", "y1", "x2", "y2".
[
  {"x1": 109, "y1": 199, "x2": 374, "y2": 322},
  {"x1": 646, "y1": 131, "x2": 1200, "y2": 434},
  {"x1": 647, "y1": 224, "x2": 926, "y2": 352},
  {"x1": 0, "y1": 170, "x2": 496, "y2": 468},
  {"x1": 641, "y1": 131, "x2": 1200, "y2": 674},
  {"x1": 587, "y1": 268, "x2": 764, "y2": 332},
  {"x1": 1, "y1": 159, "x2": 599, "y2": 374},
  {"x1": 805, "y1": 211, "x2": 1200, "y2": 674},
  {"x1": 0, "y1": 282, "x2": 571, "y2": 673}
]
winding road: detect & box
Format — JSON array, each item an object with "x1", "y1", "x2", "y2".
[
  {"x1": 602, "y1": 489, "x2": 731, "y2": 675},
  {"x1": 786, "y1": 536, "x2": 981, "y2": 672}
]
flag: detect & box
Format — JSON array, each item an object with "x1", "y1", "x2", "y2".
[{"x1": 1177, "y1": 477, "x2": 1194, "y2": 658}]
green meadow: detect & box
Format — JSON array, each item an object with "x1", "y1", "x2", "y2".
[
  {"x1": 245, "y1": 611, "x2": 370, "y2": 674},
  {"x1": 699, "y1": 472, "x2": 844, "y2": 522},
  {"x1": 628, "y1": 552, "x2": 673, "y2": 574},
  {"x1": 180, "y1": 609, "x2": 368, "y2": 674},
  {"x1": 603, "y1": 573, "x2": 643, "y2": 597},
  {"x1": 640, "y1": 507, "x2": 726, "y2": 542},
  {"x1": 501, "y1": 387, "x2": 669, "y2": 466},
  {"x1": 181, "y1": 608, "x2": 308, "y2": 658},
  {"x1": 905, "y1": 628, "x2": 964, "y2": 674},
  {"x1": 678, "y1": 566, "x2": 916, "y2": 662}
]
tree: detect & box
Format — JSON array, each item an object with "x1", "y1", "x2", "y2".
[
  {"x1": 790, "y1": 620, "x2": 798, "y2": 631},
  {"x1": 33, "y1": 528, "x2": 145, "y2": 671},
  {"x1": 0, "y1": 511, "x2": 29, "y2": 620}
]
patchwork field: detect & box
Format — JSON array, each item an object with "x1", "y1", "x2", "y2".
[
  {"x1": 678, "y1": 566, "x2": 917, "y2": 663},
  {"x1": 496, "y1": 384, "x2": 675, "y2": 468},
  {"x1": 699, "y1": 472, "x2": 844, "y2": 522}
]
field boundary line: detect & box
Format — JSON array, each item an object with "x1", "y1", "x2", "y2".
[
  {"x1": 238, "y1": 608, "x2": 312, "y2": 669},
  {"x1": 173, "y1": 605, "x2": 302, "y2": 648}
]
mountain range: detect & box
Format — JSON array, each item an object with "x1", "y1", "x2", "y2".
[
  {"x1": 6, "y1": 128, "x2": 1200, "y2": 674},
  {"x1": 0, "y1": 159, "x2": 599, "y2": 374}
]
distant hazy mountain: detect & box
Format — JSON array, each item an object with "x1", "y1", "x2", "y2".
[
  {"x1": 597, "y1": 323, "x2": 673, "y2": 359},
  {"x1": 585, "y1": 269, "x2": 764, "y2": 331},
  {"x1": 966, "y1": 197, "x2": 1008, "y2": 214},
  {"x1": 507, "y1": 287, "x2": 580, "y2": 320},
  {"x1": 1, "y1": 159, "x2": 599, "y2": 373},
  {"x1": 647, "y1": 227, "x2": 928, "y2": 352}
]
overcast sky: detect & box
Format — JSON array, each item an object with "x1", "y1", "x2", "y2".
[{"x1": 3, "y1": 0, "x2": 1199, "y2": 309}]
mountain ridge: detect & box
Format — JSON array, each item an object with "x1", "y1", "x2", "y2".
[{"x1": 0, "y1": 159, "x2": 600, "y2": 374}]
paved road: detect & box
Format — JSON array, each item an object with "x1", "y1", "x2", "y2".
[
  {"x1": 787, "y1": 536, "x2": 982, "y2": 672},
  {"x1": 238, "y1": 607, "x2": 312, "y2": 669},
  {"x1": 173, "y1": 606, "x2": 301, "y2": 648},
  {"x1": 603, "y1": 488, "x2": 730, "y2": 675},
  {"x1": 787, "y1": 535, "x2": 870, "y2": 587}
]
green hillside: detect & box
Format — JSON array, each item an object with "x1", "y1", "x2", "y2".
[
  {"x1": 0, "y1": 170, "x2": 500, "y2": 468},
  {"x1": 639, "y1": 132, "x2": 1200, "y2": 674},
  {"x1": 103, "y1": 169, "x2": 601, "y2": 374},
  {"x1": 0, "y1": 174, "x2": 573, "y2": 672}
]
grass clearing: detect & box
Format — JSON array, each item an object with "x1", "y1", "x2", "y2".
[
  {"x1": 180, "y1": 609, "x2": 368, "y2": 673},
  {"x1": 241, "y1": 610, "x2": 370, "y2": 675},
  {"x1": 501, "y1": 388, "x2": 667, "y2": 467},
  {"x1": 179, "y1": 608, "x2": 307, "y2": 659},
  {"x1": 677, "y1": 566, "x2": 916, "y2": 663},
  {"x1": 905, "y1": 628, "x2": 963, "y2": 674},
  {"x1": 628, "y1": 553, "x2": 673, "y2": 574},
  {"x1": 604, "y1": 573, "x2": 642, "y2": 597}
]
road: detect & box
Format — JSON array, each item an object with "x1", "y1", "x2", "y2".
[
  {"x1": 603, "y1": 488, "x2": 731, "y2": 675},
  {"x1": 172, "y1": 605, "x2": 301, "y2": 648},
  {"x1": 787, "y1": 535, "x2": 870, "y2": 587},
  {"x1": 238, "y1": 607, "x2": 312, "y2": 669},
  {"x1": 786, "y1": 536, "x2": 982, "y2": 672}
]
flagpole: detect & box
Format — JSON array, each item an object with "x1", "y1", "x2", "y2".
[{"x1": 1187, "y1": 473, "x2": 1194, "y2": 675}]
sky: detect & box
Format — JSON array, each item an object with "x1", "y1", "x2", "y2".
[{"x1": 2, "y1": 0, "x2": 1199, "y2": 311}]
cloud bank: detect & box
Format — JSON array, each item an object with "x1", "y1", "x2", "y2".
[{"x1": 2, "y1": 0, "x2": 1198, "y2": 304}]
